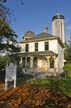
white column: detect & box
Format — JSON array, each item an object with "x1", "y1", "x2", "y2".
[
  {"x1": 5, "y1": 79, "x2": 7, "y2": 91},
  {"x1": 30, "y1": 56, "x2": 33, "y2": 71},
  {"x1": 20, "y1": 57, "x2": 22, "y2": 65},
  {"x1": 14, "y1": 65, "x2": 17, "y2": 88},
  {"x1": 47, "y1": 56, "x2": 50, "y2": 71},
  {"x1": 25, "y1": 57, "x2": 27, "y2": 69},
  {"x1": 14, "y1": 79, "x2": 16, "y2": 88}
]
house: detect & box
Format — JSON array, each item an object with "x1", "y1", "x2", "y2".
[{"x1": 19, "y1": 27, "x2": 64, "y2": 76}]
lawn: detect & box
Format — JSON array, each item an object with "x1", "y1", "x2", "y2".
[{"x1": 27, "y1": 78, "x2": 71, "y2": 97}]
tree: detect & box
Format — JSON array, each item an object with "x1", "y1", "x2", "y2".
[
  {"x1": 64, "y1": 37, "x2": 71, "y2": 63},
  {"x1": 0, "y1": 2, "x2": 20, "y2": 52},
  {"x1": 64, "y1": 37, "x2": 71, "y2": 78},
  {"x1": 0, "y1": 0, "x2": 7, "y2": 4},
  {"x1": 0, "y1": 3, "x2": 10, "y2": 20},
  {"x1": 0, "y1": 1, "x2": 20, "y2": 74},
  {"x1": 0, "y1": 18, "x2": 18, "y2": 51},
  {"x1": 0, "y1": 0, "x2": 24, "y2": 5}
]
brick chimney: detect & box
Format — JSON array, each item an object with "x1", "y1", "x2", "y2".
[{"x1": 45, "y1": 26, "x2": 48, "y2": 33}]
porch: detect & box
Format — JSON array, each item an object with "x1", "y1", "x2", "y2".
[{"x1": 20, "y1": 51, "x2": 58, "y2": 76}]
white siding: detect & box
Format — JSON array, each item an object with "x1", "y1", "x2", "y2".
[
  {"x1": 20, "y1": 39, "x2": 58, "y2": 53},
  {"x1": 20, "y1": 43, "x2": 25, "y2": 52},
  {"x1": 58, "y1": 43, "x2": 64, "y2": 73},
  {"x1": 38, "y1": 41, "x2": 44, "y2": 51},
  {"x1": 29, "y1": 43, "x2": 34, "y2": 52},
  {"x1": 49, "y1": 40, "x2": 58, "y2": 53}
]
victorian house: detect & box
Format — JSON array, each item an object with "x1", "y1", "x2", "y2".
[{"x1": 19, "y1": 26, "x2": 64, "y2": 76}]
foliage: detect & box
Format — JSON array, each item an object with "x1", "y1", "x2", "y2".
[
  {"x1": 64, "y1": 63, "x2": 71, "y2": 78},
  {"x1": 0, "y1": 55, "x2": 10, "y2": 81},
  {"x1": 59, "y1": 79, "x2": 71, "y2": 95},
  {"x1": 65, "y1": 37, "x2": 71, "y2": 63},
  {"x1": 64, "y1": 44, "x2": 71, "y2": 63},
  {"x1": 28, "y1": 78, "x2": 71, "y2": 96},
  {"x1": 0, "y1": 19, "x2": 18, "y2": 51},
  {"x1": 0, "y1": 4, "x2": 10, "y2": 20},
  {"x1": 0, "y1": 0, "x2": 7, "y2": 3},
  {"x1": 0, "y1": 2, "x2": 19, "y2": 52},
  {"x1": 0, "y1": 56, "x2": 10, "y2": 73}
]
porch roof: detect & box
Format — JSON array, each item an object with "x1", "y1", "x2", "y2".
[{"x1": 19, "y1": 51, "x2": 58, "y2": 57}]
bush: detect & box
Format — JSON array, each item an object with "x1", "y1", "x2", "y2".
[
  {"x1": 0, "y1": 56, "x2": 11, "y2": 82},
  {"x1": 0, "y1": 56, "x2": 11, "y2": 73},
  {"x1": 64, "y1": 63, "x2": 71, "y2": 78}
]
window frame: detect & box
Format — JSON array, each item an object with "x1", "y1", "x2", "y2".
[
  {"x1": 45, "y1": 42, "x2": 49, "y2": 51},
  {"x1": 25, "y1": 44, "x2": 29, "y2": 52},
  {"x1": 35, "y1": 43, "x2": 38, "y2": 52},
  {"x1": 49, "y1": 56, "x2": 54, "y2": 68}
]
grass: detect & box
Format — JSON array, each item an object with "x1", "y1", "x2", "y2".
[
  {"x1": 27, "y1": 78, "x2": 71, "y2": 96},
  {"x1": 64, "y1": 63, "x2": 71, "y2": 78}
]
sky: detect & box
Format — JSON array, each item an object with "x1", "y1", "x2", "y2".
[{"x1": 5, "y1": 0, "x2": 71, "y2": 41}]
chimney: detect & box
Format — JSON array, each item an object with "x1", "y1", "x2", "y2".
[{"x1": 45, "y1": 26, "x2": 48, "y2": 33}]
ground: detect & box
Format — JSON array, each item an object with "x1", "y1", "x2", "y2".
[{"x1": 0, "y1": 82, "x2": 71, "y2": 108}]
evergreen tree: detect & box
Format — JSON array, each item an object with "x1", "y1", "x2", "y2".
[{"x1": 0, "y1": 3, "x2": 20, "y2": 52}]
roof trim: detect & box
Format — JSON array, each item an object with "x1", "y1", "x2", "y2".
[
  {"x1": 12, "y1": 51, "x2": 58, "y2": 57},
  {"x1": 20, "y1": 37, "x2": 58, "y2": 43},
  {"x1": 52, "y1": 15, "x2": 64, "y2": 21}
]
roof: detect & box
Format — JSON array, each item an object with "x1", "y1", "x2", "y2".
[
  {"x1": 23, "y1": 31, "x2": 35, "y2": 38},
  {"x1": 22, "y1": 32, "x2": 57, "y2": 42},
  {"x1": 12, "y1": 51, "x2": 58, "y2": 57},
  {"x1": 31, "y1": 32, "x2": 56, "y2": 40},
  {"x1": 52, "y1": 14, "x2": 64, "y2": 21},
  {"x1": 20, "y1": 32, "x2": 64, "y2": 48}
]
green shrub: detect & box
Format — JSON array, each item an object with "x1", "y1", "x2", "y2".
[
  {"x1": 0, "y1": 56, "x2": 10, "y2": 73},
  {"x1": 0, "y1": 56, "x2": 11, "y2": 82},
  {"x1": 64, "y1": 63, "x2": 71, "y2": 78}
]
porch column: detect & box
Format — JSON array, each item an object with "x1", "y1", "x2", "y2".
[
  {"x1": 20, "y1": 57, "x2": 22, "y2": 65},
  {"x1": 25, "y1": 56, "x2": 27, "y2": 69},
  {"x1": 53, "y1": 56, "x2": 58, "y2": 75},
  {"x1": 30, "y1": 56, "x2": 33, "y2": 71},
  {"x1": 53, "y1": 56, "x2": 56, "y2": 76},
  {"x1": 47, "y1": 56, "x2": 50, "y2": 71}
]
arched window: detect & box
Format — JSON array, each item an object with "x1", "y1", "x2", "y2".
[{"x1": 49, "y1": 56, "x2": 54, "y2": 68}]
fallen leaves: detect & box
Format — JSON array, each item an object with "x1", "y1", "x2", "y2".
[{"x1": 0, "y1": 83, "x2": 71, "y2": 108}]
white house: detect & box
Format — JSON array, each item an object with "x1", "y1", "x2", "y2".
[{"x1": 19, "y1": 29, "x2": 64, "y2": 76}]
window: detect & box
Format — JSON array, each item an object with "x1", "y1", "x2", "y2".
[
  {"x1": 27, "y1": 57, "x2": 30, "y2": 68},
  {"x1": 25, "y1": 44, "x2": 29, "y2": 52},
  {"x1": 49, "y1": 57, "x2": 54, "y2": 68},
  {"x1": 22, "y1": 57, "x2": 25, "y2": 68},
  {"x1": 33, "y1": 57, "x2": 37, "y2": 68},
  {"x1": 45, "y1": 42, "x2": 49, "y2": 51},
  {"x1": 35, "y1": 43, "x2": 38, "y2": 51}
]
